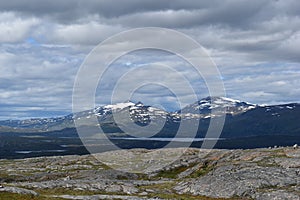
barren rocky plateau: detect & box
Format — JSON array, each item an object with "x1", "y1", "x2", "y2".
[{"x1": 1, "y1": 146, "x2": 300, "y2": 200}]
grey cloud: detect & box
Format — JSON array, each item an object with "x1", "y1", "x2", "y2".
[
  {"x1": 1, "y1": 0, "x2": 298, "y2": 29},
  {"x1": 107, "y1": 1, "x2": 270, "y2": 28},
  {"x1": 1, "y1": 0, "x2": 300, "y2": 119},
  {"x1": 0, "y1": 0, "x2": 223, "y2": 21}
]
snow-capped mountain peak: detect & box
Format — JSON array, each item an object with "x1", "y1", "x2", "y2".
[
  {"x1": 103, "y1": 102, "x2": 135, "y2": 110},
  {"x1": 2, "y1": 97, "x2": 300, "y2": 135},
  {"x1": 180, "y1": 96, "x2": 257, "y2": 115}
]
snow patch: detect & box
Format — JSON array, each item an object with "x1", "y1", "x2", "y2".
[{"x1": 104, "y1": 102, "x2": 135, "y2": 110}]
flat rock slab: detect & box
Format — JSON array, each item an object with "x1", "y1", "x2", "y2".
[
  {"x1": 50, "y1": 194, "x2": 163, "y2": 200},
  {"x1": 0, "y1": 186, "x2": 38, "y2": 196},
  {"x1": 254, "y1": 190, "x2": 300, "y2": 200}
]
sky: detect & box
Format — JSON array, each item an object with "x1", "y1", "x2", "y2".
[{"x1": 0, "y1": 0, "x2": 300, "y2": 119}]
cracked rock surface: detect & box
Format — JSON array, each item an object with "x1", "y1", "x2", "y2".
[{"x1": 0, "y1": 147, "x2": 300, "y2": 199}]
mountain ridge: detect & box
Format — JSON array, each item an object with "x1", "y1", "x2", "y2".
[
  {"x1": 1, "y1": 96, "x2": 300, "y2": 158},
  {"x1": 0, "y1": 96, "x2": 299, "y2": 133}
]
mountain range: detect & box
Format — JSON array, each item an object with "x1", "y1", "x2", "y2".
[
  {"x1": 0, "y1": 96, "x2": 299, "y2": 138},
  {"x1": 1, "y1": 96, "x2": 300, "y2": 158}
]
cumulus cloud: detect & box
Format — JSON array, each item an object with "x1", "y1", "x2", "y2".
[{"x1": 0, "y1": 12, "x2": 39, "y2": 43}]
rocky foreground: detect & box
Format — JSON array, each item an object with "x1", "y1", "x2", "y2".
[{"x1": 0, "y1": 147, "x2": 300, "y2": 200}]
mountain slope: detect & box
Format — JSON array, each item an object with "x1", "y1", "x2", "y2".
[
  {"x1": 0, "y1": 97, "x2": 300, "y2": 140},
  {"x1": 179, "y1": 96, "x2": 257, "y2": 116}
]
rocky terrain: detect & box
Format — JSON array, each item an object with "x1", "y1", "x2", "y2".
[{"x1": 0, "y1": 146, "x2": 300, "y2": 199}]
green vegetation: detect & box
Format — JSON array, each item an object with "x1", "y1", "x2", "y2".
[
  {"x1": 188, "y1": 161, "x2": 215, "y2": 178},
  {"x1": 147, "y1": 193, "x2": 246, "y2": 200},
  {"x1": 36, "y1": 188, "x2": 107, "y2": 196},
  {"x1": 0, "y1": 192, "x2": 64, "y2": 200},
  {"x1": 155, "y1": 165, "x2": 190, "y2": 179}
]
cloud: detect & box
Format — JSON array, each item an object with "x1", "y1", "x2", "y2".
[
  {"x1": 46, "y1": 22, "x2": 123, "y2": 45},
  {"x1": 94, "y1": 50, "x2": 209, "y2": 110},
  {"x1": 1, "y1": 0, "x2": 297, "y2": 30},
  {"x1": 0, "y1": 44, "x2": 84, "y2": 118},
  {"x1": 0, "y1": 12, "x2": 39, "y2": 43},
  {"x1": 0, "y1": 0, "x2": 300, "y2": 118},
  {"x1": 221, "y1": 63, "x2": 300, "y2": 104}
]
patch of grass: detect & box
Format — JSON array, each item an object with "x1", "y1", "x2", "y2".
[
  {"x1": 36, "y1": 187, "x2": 134, "y2": 197},
  {"x1": 188, "y1": 161, "x2": 214, "y2": 178},
  {"x1": 0, "y1": 192, "x2": 65, "y2": 200},
  {"x1": 116, "y1": 175, "x2": 129, "y2": 180},
  {"x1": 99, "y1": 163, "x2": 112, "y2": 170},
  {"x1": 138, "y1": 181, "x2": 175, "y2": 191},
  {"x1": 82, "y1": 159, "x2": 112, "y2": 170},
  {"x1": 0, "y1": 173, "x2": 21, "y2": 183},
  {"x1": 155, "y1": 165, "x2": 190, "y2": 179},
  {"x1": 257, "y1": 183, "x2": 299, "y2": 194},
  {"x1": 60, "y1": 160, "x2": 77, "y2": 167},
  {"x1": 255, "y1": 151, "x2": 288, "y2": 167},
  {"x1": 147, "y1": 193, "x2": 249, "y2": 200},
  {"x1": 136, "y1": 173, "x2": 150, "y2": 180},
  {"x1": 36, "y1": 188, "x2": 102, "y2": 196}
]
